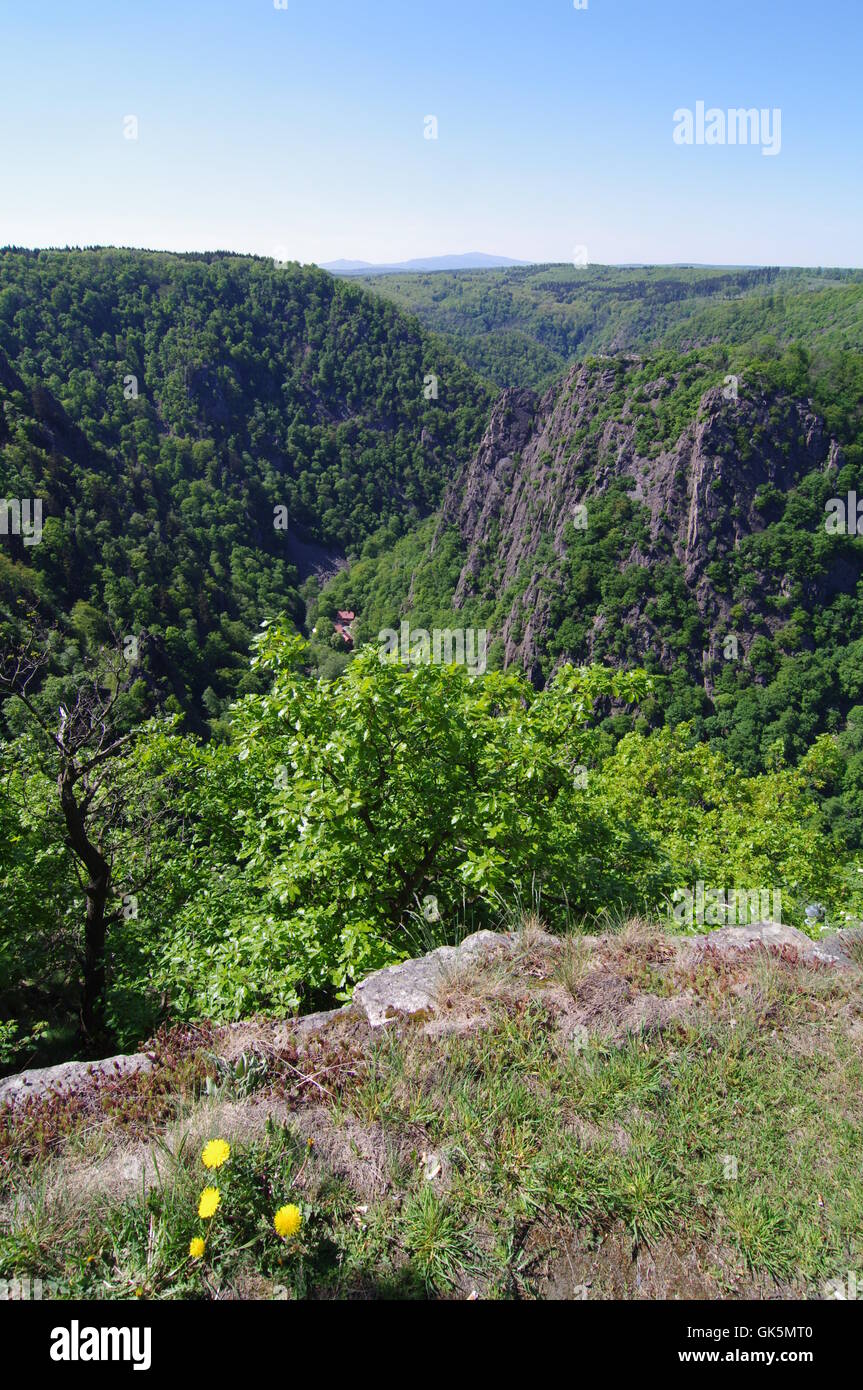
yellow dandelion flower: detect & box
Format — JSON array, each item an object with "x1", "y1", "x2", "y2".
[
  {"x1": 189, "y1": 1237, "x2": 206, "y2": 1259},
  {"x1": 198, "y1": 1186, "x2": 221, "y2": 1220},
  {"x1": 274, "y1": 1204, "x2": 302, "y2": 1239},
  {"x1": 201, "y1": 1139, "x2": 231, "y2": 1170}
]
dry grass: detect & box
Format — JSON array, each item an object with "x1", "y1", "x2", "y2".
[{"x1": 555, "y1": 935, "x2": 593, "y2": 998}]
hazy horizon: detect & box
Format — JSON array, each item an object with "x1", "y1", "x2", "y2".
[{"x1": 2, "y1": 245, "x2": 861, "y2": 274}]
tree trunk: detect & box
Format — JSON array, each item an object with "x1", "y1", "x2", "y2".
[
  {"x1": 59, "y1": 769, "x2": 111, "y2": 1043},
  {"x1": 80, "y1": 867, "x2": 110, "y2": 1041}
]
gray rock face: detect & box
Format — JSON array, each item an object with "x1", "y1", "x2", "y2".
[
  {"x1": 0, "y1": 1051, "x2": 153, "y2": 1109},
  {"x1": 353, "y1": 929, "x2": 511, "y2": 1028},
  {"x1": 435, "y1": 362, "x2": 841, "y2": 680},
  {"x1": 689, "y1": 921, "x2": 862, "y2": 967}
]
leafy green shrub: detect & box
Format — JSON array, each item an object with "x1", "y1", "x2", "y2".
[{"x1": 116, "y1": 625, "x2": 858, "y2": 1026}]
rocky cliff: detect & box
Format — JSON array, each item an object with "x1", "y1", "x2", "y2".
[{"x1": 433, "y1": 357, "x2": 844, "y2": 682}]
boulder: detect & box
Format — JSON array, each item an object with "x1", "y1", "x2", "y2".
[
  {"x1": 0, "y1": 1051, "x2": 153, "y2": 1109},
  {"x1": 689, "y1": 920, "x2": 862, "y2": 967},
  {"x1": 353, "y1": 929, "x2": 511, "y2": 1028}
]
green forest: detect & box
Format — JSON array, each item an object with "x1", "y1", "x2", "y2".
[
  {"x1": 3, "y1": 250, "x2": 863, "y2": 1073},
  {"x1": 319, "y1": 338, "x2": 863, "y2": 845},
  {"x1": 0, "y1": 248, "x2": 491, "y2": 722},
  {"x1": 354, "y1": 262, "x2": 863, "y2": 389}
]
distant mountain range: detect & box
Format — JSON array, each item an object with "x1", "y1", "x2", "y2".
[
  {"x1": 320, "y1": 253, "x2": 530, "y2": 275},
  {"x1": 321, "y1": 257, "x2": 781, "y2": 278},
  {"x1": 354, "y1": 263, "x2": 863, "y2": 390}
]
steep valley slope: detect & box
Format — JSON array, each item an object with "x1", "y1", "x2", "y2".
[
  {"x1": 323, "y1": 343, "x2": 863, "y2": 810},
  {"x1": 436, "y1": 357, "x2": 845, "y2": 682}
]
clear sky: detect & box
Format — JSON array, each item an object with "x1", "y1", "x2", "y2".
[{"x1": 0, "y1": 0, "x2": 860, "y2": 266}]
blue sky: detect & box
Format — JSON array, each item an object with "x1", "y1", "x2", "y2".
[{"x1": 1, "y1": 0, "x2": 861, "y2": 266}]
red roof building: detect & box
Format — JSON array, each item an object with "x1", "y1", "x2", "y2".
[{"x1": 333, "y1": 610, "x2": 356, "y2": 646}]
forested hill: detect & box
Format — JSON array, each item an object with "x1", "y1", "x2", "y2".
[
  {"x1": 355, "y1": 263, "x2": 863, "y2": 389},
  {"x1": 318, "y1": 339, "x2": 863, "y2": 844},
  {"x1": 0, "y1": 248, "x2": 492, "y2": 717}
]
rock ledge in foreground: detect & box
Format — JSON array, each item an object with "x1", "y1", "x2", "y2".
[
  {"x1": 690, "y1": 920, "x2": 862, "y2": 967},
  {"x1": 0, "y1": 1051, "x2": 154, "y2": 1109},
  {"x1": 353, "y1": 929, "x2": 512, "y2": 1028}
]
